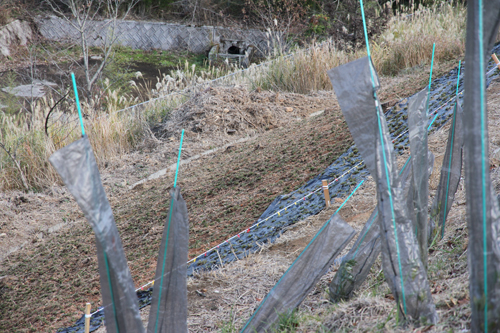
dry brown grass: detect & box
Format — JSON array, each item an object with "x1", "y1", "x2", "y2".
[
  {"x1": 117, "y1": 140, "x2": 466, "y2": 333},
  {"x1": 107, "y1": 80, "x2": 500, "y2": 333},
  {"x1": 0, "y1": 91, "x2": 348, "y2": 332},
  {"x1": 372, "y1": 4, "x2": 466, "y2": 76},
  {"x1": 0, "y1": 53, "x2": 494, "y2": 333},
  {"x1": 251, "y1": 3, "x2": 468, "y2": 94},
  {"x1": 252, "y1": 42, "x2": 355, "y2": 94},
  {"x1": 0, "y1": 91, "x2": 142, "y2": 191},
  {"x1": 180, "y1": 78, "x2": 500, "y2": 333},
  {"x1": 0, "y1": 2, "x2": 471, "y2": 192}
]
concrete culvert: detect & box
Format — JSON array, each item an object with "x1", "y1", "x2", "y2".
[{"x1": 228, "y1": 45, "x2": 241, "y2": 54}]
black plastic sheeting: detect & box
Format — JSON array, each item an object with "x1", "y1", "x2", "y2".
[{"x1": 58, "y1": 43, "x2": 500, "y2": 332}]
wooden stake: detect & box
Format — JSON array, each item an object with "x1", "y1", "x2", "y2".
[
  {"x1": 84, "y1": 303, "x2": 91, "y2": 333},
  {"x1": 322, "y1": 180, "x2": 330, "y2": 206},
  {"x1": 492, "y1": 54, "x2": 500, "y2": 70},
  {"x1": 216, "y1": 248, "x2": 224, "y2": 268}
]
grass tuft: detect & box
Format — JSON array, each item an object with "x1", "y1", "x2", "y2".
[
  {"x1": 273, "y1": 309, "x2": 300, "y2": 332},
  {"x1": 372, "y1": 4, "x2": 466, "y2": 76}
]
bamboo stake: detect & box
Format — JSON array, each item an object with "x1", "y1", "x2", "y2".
[
  {"x1": 492, "y1": 53, "x2": 500, "y2": 70},
  {"x1": 322, "y1": 180, "x2": 331, "y2": 206},
  {"x1": 84, "y1": 303, "x2": 91, "y2": 333}
]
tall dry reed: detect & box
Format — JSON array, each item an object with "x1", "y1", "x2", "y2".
[
  {"x1": 251, "y1": 42, "x2": 355, "y2": 94},
  {"x1": 0, "y1": 91, "x2": 141, "y2": 191},
  {"x1": 372, "y1": 4, "x2": 466, "y2": 76},
  {"x1": 0, "y1": 61, "x2": 236, "y2": 191},
  {"x1": 253, "y1": 3, "x2": 467, "y2": 93}
]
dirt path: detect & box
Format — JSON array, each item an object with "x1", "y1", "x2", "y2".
[{"x1": 0, "y1": 60, "x2": 464, "y2": 332}]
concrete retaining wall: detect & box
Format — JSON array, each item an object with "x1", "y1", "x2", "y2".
[{"x1": 35, "y1": 15, "x2": 269, "y2": 55}]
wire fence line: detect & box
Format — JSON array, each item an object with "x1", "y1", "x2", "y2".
[
  {"x1": 35, "y1": 15, "x2": 269, "y2": 55},
  {"x1": 113, "y1": 63, "x2": 268, "y2": 116},
  {"x1": 110, "y1": 52, "x2": 293, "y2": 117}
]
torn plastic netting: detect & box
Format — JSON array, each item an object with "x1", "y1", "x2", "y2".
[
  {"x1": 240, "y1": 214, "x2": 355, "y2": 333},
  {"x1": 463, "y1": 0, "x2": 500, "y2": 330},
  {"x1": 49, "y1": 136, "x2": 144, "y2": 333},
  {"x1": 408, "y1": 89, "x2": 431, "y2": 268},
  {"x1": 328, "y1": 57, "x2": 437, "y2": 324},
  {"x1": 147, "y1": 187, "x2": 189, "y2": 333},
  {"x1": 327, "y1": 56, "x2": 379, "y2": 179},
  {"x1": 374, "y1": 78, "x2": 437, "y2": 325},
  {"x1": 326, "y1": 57, "x2": 381, "y2": 302},
  {"x1": 329, "y1": 151, "x2": 434, "y2": 303},
  {"x1": 429, "y1": 100, "x2": 463, "y2": 240},
  {"x1": 328, "y1": 209, "x2": 380, "y2": 302}
]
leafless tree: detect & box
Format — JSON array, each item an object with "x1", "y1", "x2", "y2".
[
  {"x1": 44, "y1": 0, "x2": 139, "y2": 95},
  {"x1": 244, "y1": 0, "x2": 307, "y2": 56}
]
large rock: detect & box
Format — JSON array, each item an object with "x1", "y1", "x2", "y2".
[{"x1": 0, "y1": 20, "x2": 32, "y2": 57}]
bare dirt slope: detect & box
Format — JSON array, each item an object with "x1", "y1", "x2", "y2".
[
  {"x1": 107, "y1": 77, "x2": 500, "y2": 333},
  {"x1": 0, "y1": 61, "x2": 464, "y2": 332}
]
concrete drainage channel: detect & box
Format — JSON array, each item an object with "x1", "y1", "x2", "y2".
[{"x1": 58, "y1": 45, "x2": 500, "y2": 332}]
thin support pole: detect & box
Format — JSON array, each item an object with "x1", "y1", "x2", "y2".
[
  {"x1": 428, "y1": 44, "x2": 436, "y2": 94},
  {"x1": 174, "y1": 129, "x2": 185, "y2": 188},
  {"x1": 455, "y1": 61, "x2": 462, "y2": 98},
  {"x1": 478, "y1": 0, "x2": 488, "y2": 329},
  {"x1": 84, "y1": 303, "x2": 91, "y2": 333},
  {"x1": 322, "y1": 180, "x2": 331, "y2": 206},
  {"x1": 425, "y1": 43, "x2": 436, "y2": 116},
  {"x1": 71, "y1": 73, "x2": 85, "y2": 137}
]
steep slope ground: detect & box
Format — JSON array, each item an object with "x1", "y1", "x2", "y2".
[{"x1": 0, "y1": 60, "x2": 462, "y2": 332}]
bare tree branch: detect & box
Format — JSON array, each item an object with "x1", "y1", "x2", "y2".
[
  {"x1": 0, "y1": 142, "x2": 29, "y2": 191},
  {"x1": 44, "y1": 0, "x2": 139, "y2": 95},
  {"x1": 45, "y1": 91, "x2": 69, "y2": 136}
]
